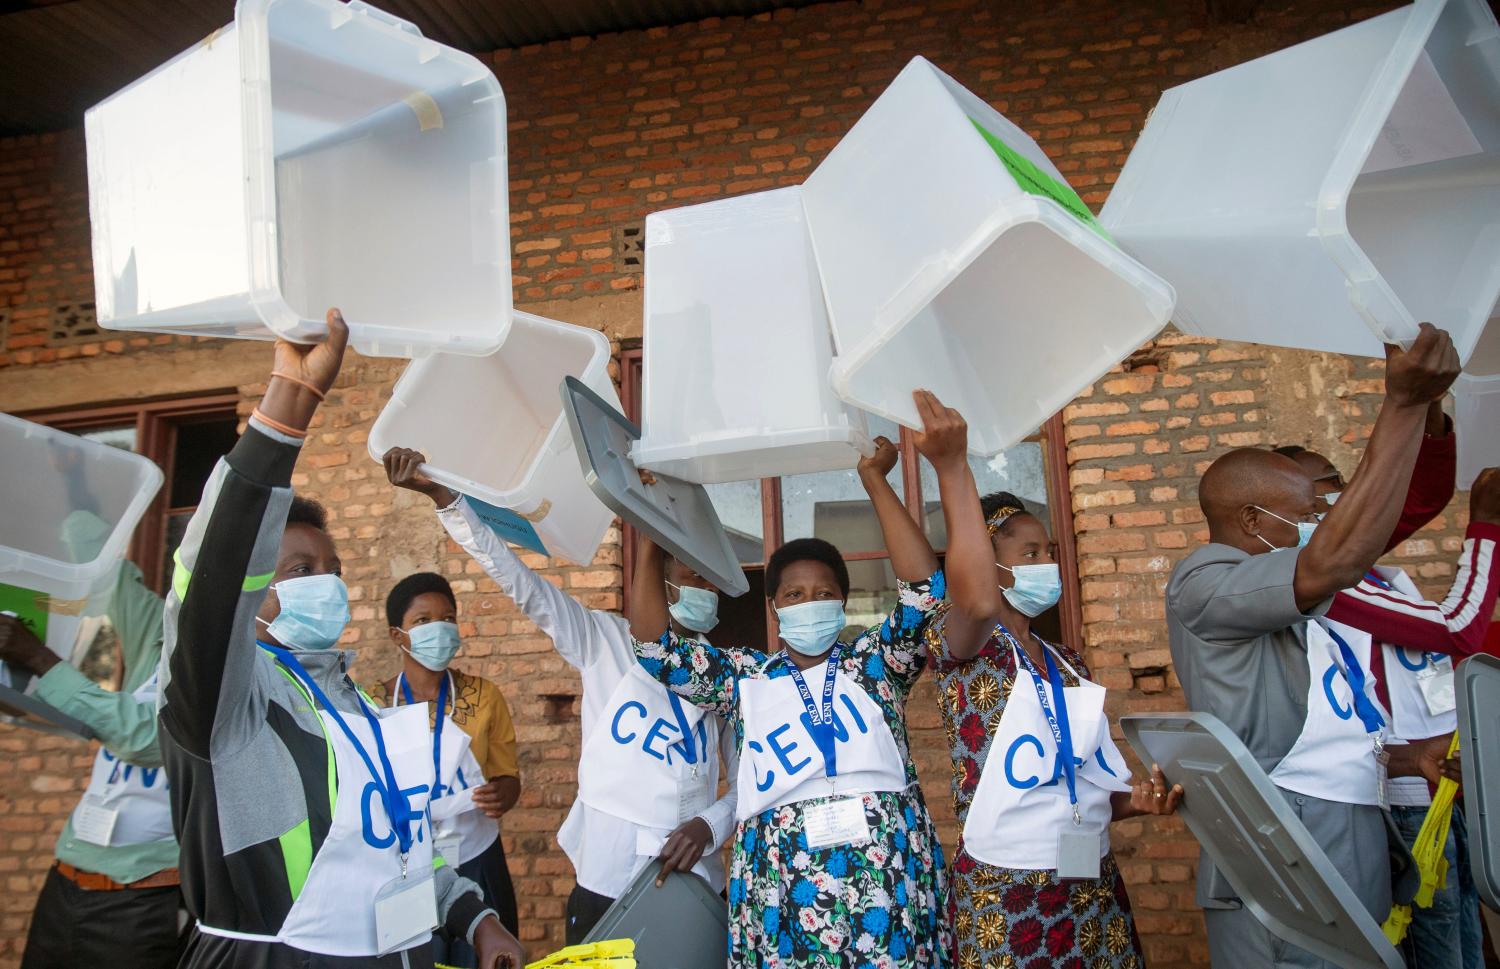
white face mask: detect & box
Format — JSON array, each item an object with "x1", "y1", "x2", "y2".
[{"x1": 257, "y1": 573, "x2": 350, "y2": 650}]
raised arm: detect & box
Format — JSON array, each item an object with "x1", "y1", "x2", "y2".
[
  {"x1": 385, "y1": 448, "x2": 615, "y2": 669},
  {"x1": 1292, "y1": 324, "x2": 1459, "y2": 611},
  {"x1": 629, "y1": 529, "x2": 672, "y2": 644},
  {"x1": 911, "y1": 390, "x2": 1000, "y2": 661},
  {"x1": 159, "y1": 310, "x2": 348, "y2": 757},
  {"x1": 861, "y1": 434, "x2": 939, "y2": 582}
]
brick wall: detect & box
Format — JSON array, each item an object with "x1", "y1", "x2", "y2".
[{"x1": 1, "y1": 0, "x2": 1484, "y2": 965}]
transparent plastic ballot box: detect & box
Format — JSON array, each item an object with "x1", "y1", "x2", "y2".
[
  {"x1": 0, "y1": 412, "x2": 162, "y2": 664},
  {"x1": 1102, "y1": 0, "x2": 1500, "y2": 362},
  {"x1": 1122, "y1": 713, "x2": 1402, "y2": 969},
  {"x1": 633, "y1": 186, "x2": 872, "y2": 484},
  {"x1": 85, "y1": 0, "x2": 511, "y2": 359},
  {"x1": 368, "y1": 312, "x2": 619, "y2": 566},
  {"x1": 800, "y1": 56, "x2": 1175, "y2": 456}
]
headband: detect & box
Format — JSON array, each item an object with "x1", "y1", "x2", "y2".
[{"x1": 986, "y1": 505, "x2": 1024, "y2": 535}]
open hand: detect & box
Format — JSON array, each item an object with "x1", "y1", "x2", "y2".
[
  {"x1": 1385, "y1": 323, "x2": 1459, "y2": 408},
  {"x1": 383, "y1": 447, "x2": 455, "y2": 507},
  {"x1": 911, "y1": 389, "x2": 968, "y2": 472},
  {"x1": 656, "y1": 817, "x2": 713, "y2": 886},
  {"x1": 470, "y1": 777, "x2": 518, "y2": 820}
]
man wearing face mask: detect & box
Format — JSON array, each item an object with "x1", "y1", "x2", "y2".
[
  {"x1": 382, "y1": 447, "x2": 737, "y2": 945},
  {"x1": 157, "y1": 312, "x2": 524, "y2": 969},
  {"x1": 1166, "y1": 323, "x2": 1462, "y2": 969},
  {"x1": 917, "y1": 391, "x2": 1183, "y2": 968},
  {"x1": 630, "y1": 413, "x2": 954, "y2": 969},
  {"x1": 366, "y1": 571, "x2": 522, "y2": 965}
]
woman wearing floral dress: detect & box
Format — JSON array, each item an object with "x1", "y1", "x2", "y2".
[
  {"x1": 916, "y1": 391, "x2": 1183, "y2": 969},
  {"x1": 630, "y1": 411, "x2": 961, "y2": 969}
]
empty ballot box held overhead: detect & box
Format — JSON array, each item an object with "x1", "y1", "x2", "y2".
[
  {"x1": 84, "y1": 0, "x2": 511, "y2": 358},
  {"x1": 1102, "y1": 0, "x2": 1500, "y2": 362},
  {"x1": 368, "y1": 312, "x2": 621, "y2": 567},
  {"x1": 799, "y1": 56, "x2": 1175, "y2": 457},
  {"x1": 632, "y1": 186, "x2": 872, "y2": 485},
  {"x1": 0, "y1": 414, "x2": 162, "y2": 734}
]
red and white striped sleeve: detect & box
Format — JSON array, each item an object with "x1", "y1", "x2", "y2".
[{"x1": 1325, "y1": 522, "x2": 1500, "y2": 658}]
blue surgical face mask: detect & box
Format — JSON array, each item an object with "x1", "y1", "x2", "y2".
[
  {"x1": 775, "y1": 600, "x2": 846, "y2": 657},
  {"x1": 1254, "y1": 506, "x2": 1317, "y2": 550},
  {"x1": 667, "y1": 582, "x2": 719, "y2": 634},
  {"x1": 403, "y1": 620, "x2": 462, "y2": 672},
  {"x1": 997, "y1": 562, "x2": 1062, "y2": 617},
  {"x1": 259, "y1": 573, "x2": 350, "y2": 651}
]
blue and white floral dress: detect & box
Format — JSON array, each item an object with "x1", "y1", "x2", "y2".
[{"x1": 635, "y1": 572, "x2": 951, "y2": 969}]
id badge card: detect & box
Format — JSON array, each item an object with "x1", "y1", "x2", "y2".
[
  {"x1": 374, "y1": 867, "x2": 438, "y2": 955},
  {"x1": 804, "y1": 797, "x2": 870, "y2": 850},
  {"x1": 1416, "y1": 664, "x2": 1457, "y2": 716},
  {"x1": 72, "y1": 796, "x2": 119, "y2": 847},
  {"x1": 1056, "y1": 828, "x2": 1102, "y2": 880},
  {"x1": 1376, "y1": 746, "x2": 1392, "y2": 812},
  {"x1": 435, "y1": 833, "x2": 463, "y2": 867}
]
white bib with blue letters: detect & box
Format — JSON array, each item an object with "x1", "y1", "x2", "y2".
[{"x1": 69, "y1": 674, "x2": 174, "y2": 848}]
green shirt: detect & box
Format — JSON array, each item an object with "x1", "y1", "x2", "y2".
[{"x1": 35, "y1": 561, "x2": 176, "y2": 884}]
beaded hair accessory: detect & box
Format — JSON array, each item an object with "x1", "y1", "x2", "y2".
[{"x1": 986, "y1": 505, "x2": 1024, "y2": 535}]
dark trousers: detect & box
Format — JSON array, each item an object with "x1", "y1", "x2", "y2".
[
  {"x1": 564, "y1": 885, "x2": 616, "y2": 946},
  {"x1": 432, "y1": 836, "x2": 520, "y2": 968},
  {"x1": 21, "y1": 866, "x2": 185, "y2": 969}
]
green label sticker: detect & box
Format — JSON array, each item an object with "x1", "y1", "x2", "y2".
[
  {"x1": 0, "y1": 582, "x2": 50, "y2": 642},
  {"x1": 969, "y1": 118, "x2": 1111, "y2": 241}
]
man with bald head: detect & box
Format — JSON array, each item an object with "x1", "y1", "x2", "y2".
[{"x1": 1167, "y1": 323, "x2": 1461, "y2": 968}]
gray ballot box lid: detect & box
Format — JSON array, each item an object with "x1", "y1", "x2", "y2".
[
  {"x1": 582, "y1": 859, "x2": 729, "y2": 969},
  {"x1": 1456, "y1": 653, "x2": 1500, "y2": 910},
  {"x1": 0, "y1": 682, "x2": 95, "y2": 741},
  {"x1": 1121, "y1": 712, "x2": 1401, "y2": 969},
  {"x1": 560, "y1": 376, "x2": 749, "y2": 597}
]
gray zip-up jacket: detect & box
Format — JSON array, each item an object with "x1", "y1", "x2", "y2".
[{"x1": 158, "y1": 419, "x2": 490, "y2": 968}]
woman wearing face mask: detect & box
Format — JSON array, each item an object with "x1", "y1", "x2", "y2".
[
  {"x1": 915, "y1": 390, "x2": 1182, "y2": 969},
  {"x1": 630, "y1": 408, "x2": 958, "y2": 969},
  {"x1": 156, "y1": 311, "x2": 523, "y2": 969},
  {"x1": 365, "y1": 572, "x2": 522, "y2": 964}
]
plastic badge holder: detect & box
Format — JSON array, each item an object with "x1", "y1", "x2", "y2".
[
  {"x1": 1102, "y1": 0, "x2": 1500, "y2": 361},
  {"x1": 582, "y1": 860, "x2": 728, "y2": 969},
  {"x1": 0, "y1": 412, "x2": 163, "y2": 660},
  {"x1": 84, "y1": 0, "x2": 510, "y2": 358},
  {"x1": 1456, "y1": 654, "x2": 1500, "y2": 909},
  {"x1": 634, "y1": 186, "x2": 871, "y2": 483},
  {"x1": 561, "y1": 377, "x2": 749, "y2": 597},
  {"x1": 800, "y1": 56, "x2": 1175, "y2": 456},
  {"x1": 1121, "y1": 713, "x2": 1403, "y2": 969},
  {"x1": 368, "y1": 312, "x2": 619, "y2": 565}
]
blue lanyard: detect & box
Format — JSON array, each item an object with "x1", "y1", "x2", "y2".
[
  {"x1": 1364, "y1": 570, "x2": 1393, "y2": 591},
  {"x1": 784, "y1": 646, "x2": 841, "y2": 779},
  {"x1": 260, "y1": 642, "x2": 420, "y2": 856},
  {"x1": 666, "y1": 692, "x2": 698, "y2": 765},
  {"x1": 1008, "y1": 632, "x2": 1080, "y2": 819},
  {"x1": 398, "y1": 673, "x2": 450, "y2": 797},
  {"x1": 1321, "y1": 626, "x2": 1387, "y2": 736}
]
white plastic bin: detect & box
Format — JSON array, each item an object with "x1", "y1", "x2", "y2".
[
  {"x1": 368, "y1": 312, "x2": 619, "y2": 565},
  {"x1": 1102, "y1": 0, "x2": 1500, "y2": 361},
  {"x1": 801, "y1": 56, "x2": 1175, "y2": 456},
  {"x1": 0, "y1": 413, "x2": 163, "y2": 662},
  {"x1": 85, "y1": 0, "x2": 510, "y2": 358},
  {"x1": 1455, "y1": 374, "x2": 1500, "y2": 490},
  {"x1": 633, "y1": 185, "x2": 872, "y2": 483}
]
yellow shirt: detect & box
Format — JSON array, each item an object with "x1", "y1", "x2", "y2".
[{"x1": 369, "y1": 668, "x2": 519, "y2": 780}]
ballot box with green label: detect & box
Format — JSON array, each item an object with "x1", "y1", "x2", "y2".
[
  {"x1": 368, "y1": 312, "x2": 620, "y2": 566},
  {"x1": 1122, "y1": 713, "x2": 1402, "y2": 969},
  {"x1": 799, "y1": 55, "x2": 1175, "y2": 456},
  {"x1": 85, "y1": 0, "x2": 511, "y2": 358},
  {"x1": 1102, "y1": 0, "x2": 1500, "y2": 361},
  {"x1": 0, "y1": 413, "x2": 162, "y2": 735}
]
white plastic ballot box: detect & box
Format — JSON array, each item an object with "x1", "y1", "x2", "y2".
[
  {"x1": 0, "y1": 413, "x2": 162, "y2": 665},
  {"x1": 1102, "y1": 0, "x2": 1500, "y2": 361},
  {"x1": 368, "y1": 312, "x2": 619, "y2": 566},
  {"x1": 85, "y1": 0, "x2": 510, "y2": 358},
  {"x1": 800, "y1": 56, "x2": 1175, "y2": 456},
  {"x1": 633, "y1": 186, "x2": 872, "y2": 484}
]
